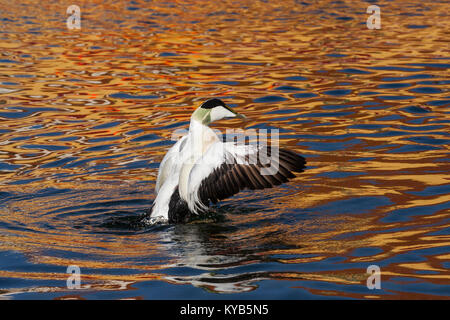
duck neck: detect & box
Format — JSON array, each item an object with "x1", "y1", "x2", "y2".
[{"x1": 189, "y1": 117, "x2": 218, "y2": 156}]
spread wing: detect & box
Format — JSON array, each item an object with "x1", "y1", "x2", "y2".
[{"x1": 185, "y1": 141, "x2": 306, "y2": 212}]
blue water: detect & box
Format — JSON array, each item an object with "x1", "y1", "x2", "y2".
[{"x1": 0, "y1": 0, "x2": 449, "y2": 300}]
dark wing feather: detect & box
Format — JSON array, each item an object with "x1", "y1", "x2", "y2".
[{"x1": 198, "y1": 148, "x2": 306, "y2": 204}]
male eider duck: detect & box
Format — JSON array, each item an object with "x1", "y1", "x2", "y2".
[{"x1": 149, "y1": 98, "x2": 306, "y2": 223}]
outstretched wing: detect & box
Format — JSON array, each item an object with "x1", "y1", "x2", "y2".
[
  {"x1": 185, "y1": 141, "x2": 306, "y2": 212},
  {"x1": 155, "y1": 134, "x2": 188, "y2": 194}
]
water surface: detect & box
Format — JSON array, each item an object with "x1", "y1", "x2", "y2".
[{"x1": 0, "y1": 0, "x2": 449, "y2": 299}]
